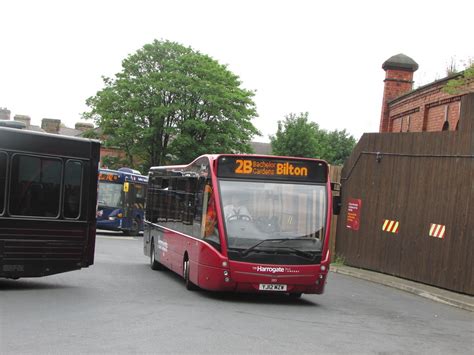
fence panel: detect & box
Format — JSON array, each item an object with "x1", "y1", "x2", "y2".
[{"x1": 336, "y1": 94, "x2": 474, "y2": 294}]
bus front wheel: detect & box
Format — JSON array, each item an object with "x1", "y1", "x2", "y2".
[
  {"x1": 183, "y1": 259, "x2": 198, "y2": 291},
  {"x1": 124, "y1": 218, "x2": 140, "y2": 236}
]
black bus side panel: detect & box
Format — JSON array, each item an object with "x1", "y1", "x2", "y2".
[{"x1": 0, "y1": 220, "x2": 92, "y2": 278}]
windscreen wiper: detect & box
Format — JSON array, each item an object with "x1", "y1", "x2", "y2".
[
  {"x1": 239, "y1": 237, "x2": 321, "y2": 258},
  {"x1": 240, "y1": 238, "x2": 293, "y2": 256},
  {"x1": 266, "y1": 246, "x2": 317, "y2": 259}
]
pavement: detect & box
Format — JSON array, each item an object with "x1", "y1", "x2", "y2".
[{"x1": 330, "y1": 265, "x2": 474, "y2": 312}]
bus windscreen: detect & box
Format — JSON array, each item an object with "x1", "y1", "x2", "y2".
[{"x1": 217, "y1": 156, "x2": 328, "y2": 183}]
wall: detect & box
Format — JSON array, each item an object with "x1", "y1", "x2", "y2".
[
  {"x1": 336, "y1": 94, "x2": 473, "y2": 295},
  {"x1": 386, "y1": 77, "x2": 474, "y2": 133}
]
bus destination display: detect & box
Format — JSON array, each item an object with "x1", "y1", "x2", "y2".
[
  {"x1": 99, "y1": 172, "x2": 120, "y2": 182},
  {"x1": 217, "y1": 156, "x2": 327, "y2": 183}
]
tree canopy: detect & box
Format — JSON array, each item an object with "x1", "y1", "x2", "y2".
[
  {"x1": 84, "y1": 40, "x2": 259, "y2": 171},
  {"x1": 270, "y1": 112, "x2": 356, "y2": 165}
]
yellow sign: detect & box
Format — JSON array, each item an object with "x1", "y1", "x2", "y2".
[
  {"x1": 123, "y1": 182, "x2": 129, "y2": 192},
  {"x1": 234, "y1": 159, "x2": 308, "y2": 177}
]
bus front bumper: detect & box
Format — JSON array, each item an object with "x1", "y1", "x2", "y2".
[
  {"x1": 96, "y1": 219, "x2": 121, "y2": 231},
  {"x1": 196, "y1": 262, "x2": 328, "y2": 294}
]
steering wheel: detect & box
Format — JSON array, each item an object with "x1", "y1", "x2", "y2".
[{"x1": 227, "y1": 214, "x2": 252, "y2": 222}]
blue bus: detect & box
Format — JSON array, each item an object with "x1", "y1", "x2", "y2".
[{"x1": 96, "y1": 167, "x2": 148, "y2": 236}]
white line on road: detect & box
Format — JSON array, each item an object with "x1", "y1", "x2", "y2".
[{"x1": 97, "y1": 236, "x2": 137, "y2": 241}]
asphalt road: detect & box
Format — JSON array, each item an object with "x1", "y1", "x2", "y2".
[{"x1": 1, "y1": 233, "x2": 473, "y2": 354}]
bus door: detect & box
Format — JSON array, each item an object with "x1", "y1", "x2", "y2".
[{"x1": 123, "y1": 182, "x2": 146, "y2": 230}]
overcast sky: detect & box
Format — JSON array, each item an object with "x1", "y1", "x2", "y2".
[{"x1": 1, "y1": 0, "x2": 472, "y2": 142}]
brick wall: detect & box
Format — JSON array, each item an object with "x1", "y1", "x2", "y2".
[{"x1": 387, "y1": 78, "x2": 474, "y2": 133}]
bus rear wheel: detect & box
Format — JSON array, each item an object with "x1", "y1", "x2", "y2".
[{"x1": 183, "y1": 259, "x2": 198, "y2": 291}]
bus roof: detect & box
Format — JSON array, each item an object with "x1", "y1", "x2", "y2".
[
  {"x1": 0, "y1": 126, "x2": 100, "y2": 159},
  {"x1": 0, "y1": 126, "x2": 100, "y2": 144},
  {"x1": 149, "y1": 154, "x2": 329, "y2": 171},
  {"x1": 99, "y1": 167, "x2": 148, "y2": 183},
  {"x1": 149, "y1": 154, "x2": 329, "y2": 182}
]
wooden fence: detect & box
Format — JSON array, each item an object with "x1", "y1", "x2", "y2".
[{"x1": 335, "y1": 94, "x2": 474, "y2": 295}]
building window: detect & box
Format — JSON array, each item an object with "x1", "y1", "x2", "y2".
[{"x1": 442, "y1": 121, "x2": 449, "y2": 131}]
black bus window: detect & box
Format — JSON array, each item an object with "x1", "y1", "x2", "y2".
[
  {"x1": 64, "y1": 160, "x2": 83, "y2": 219},
  {"x1": 9, "y1": 155, "x2": 62, "y2": 218},
  {"x1": 0, "y1": 152, "x2": 7, "y2": 215}
]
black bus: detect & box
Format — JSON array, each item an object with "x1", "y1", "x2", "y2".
[{"x1": 0, "y1": 127, "x2": 100, "y2": 278}]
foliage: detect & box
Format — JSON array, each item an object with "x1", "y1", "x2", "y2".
[
  {"x1": 443, "y1": 61, "x2": 474, "y2": 95},
  {"x1": 331, "y1": 253, "x2": 346, "y2": 266},
  {"x1": 101, "y1": 155, "x2": 128, "y2": 170},
  {"x1": 80, "y1": 128, "x2": 100, "y2": 139},
  {"x1": 270, "y1": 112, "x2": 356, "y2": 165},
  {"x1": 84, "y1": 39, "x2": 259, "y2": 170},
  {"x1": 270, "y1": 113, "x2": 321, "y2": 157}
]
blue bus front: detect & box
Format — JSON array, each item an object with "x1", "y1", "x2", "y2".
[{"x1": 97, "y1": 169, "x2": 147, "y2": 236}]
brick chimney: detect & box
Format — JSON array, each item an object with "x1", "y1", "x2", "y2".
[
  {"x1": 41, "y1": 118, "x2": 61, "y2": 134},
  {"x1": 14, "y1": 115, "x2": 31, "y2": 128},
  {"x1": 380, "y1": 54, "x2": 418, "y2": 132},
  {"x1": 75, "y1": 122, "x2": 94, "y2": 131},
  {"x1": 0, "y1": 108, "x2": 11, "y2": 120}
]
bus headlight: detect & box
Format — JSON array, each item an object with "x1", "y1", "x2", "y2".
[
  {"x1": 109, "y1": 213, "x2": 123, "y2": 220},
  {"x1": 321, "y1": 265, "x2": 326, "y2": 272}
]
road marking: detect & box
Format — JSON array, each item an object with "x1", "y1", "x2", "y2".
[{"x1": 97, "y1": 236, "x2": 137, "y2": 241}]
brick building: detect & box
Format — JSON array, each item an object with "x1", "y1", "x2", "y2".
[{"x1": 379, "y1": 53, "x2": 474, "y2": 133}]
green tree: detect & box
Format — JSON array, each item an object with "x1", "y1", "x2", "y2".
[
  {"x1": 84, "y1": 40, "x2": 259, "y2": 170},
  {"x1": 270, "y1": 113, "x2": 321, "y2": 157},
  {"x1": 270, "y1": 112, "x2": 356, "y2": 165},
  {"x1": 318, "y1": 129, "x2": 357, "y2": 165}
]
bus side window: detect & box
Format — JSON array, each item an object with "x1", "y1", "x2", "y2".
[
  {"x1": 64, "y1": 160, "x2": 83, "y2": 219},
  {"x1": 200, "y1": 182, "x2": 220, "y2": 244},
  {"x1": 9, "y1": 155, "x2": 62, "y2": 218},
  {"x1": 134, "y1": 184, "x2": 146, "y2": 209},
  {"x1": 0, "y1": 152, "x2": 6, "y2": 215},
  {"x1": 182, "y1": 177, "x2": 197, "y2": 225}
]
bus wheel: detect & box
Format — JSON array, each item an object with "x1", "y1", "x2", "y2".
[
  {"x1": 150, "y1": 240, "x2": 163, "y2": 270},
  {"x1": 183, "y1": 259, "x2": 198, "y2": 291}
]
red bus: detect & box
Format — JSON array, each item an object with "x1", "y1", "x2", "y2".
[{"x1": 143, "y1": 154, "x2": 336, "y2": 297}]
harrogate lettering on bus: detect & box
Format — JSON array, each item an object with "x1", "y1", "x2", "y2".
[{"x1": 255, "y1": 266, "x2": 285, "y2": 273}]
